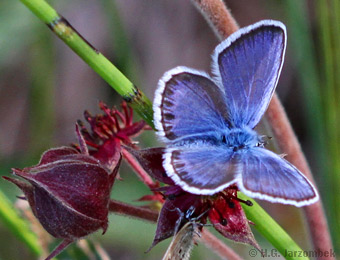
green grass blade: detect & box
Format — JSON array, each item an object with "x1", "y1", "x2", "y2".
[
  {"x1": 317, "y1": 0, "x2": 340, "y2": 251},
  {"x1": 284, "y1": 0, "x2": 326, "y2": 161},
  {"x1": 0, "y1": 190, "x2": 41, "y2": 256}
]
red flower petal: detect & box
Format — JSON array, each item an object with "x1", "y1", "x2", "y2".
[{"x1": 209, "y1": 196, "x2": 260, "y2": 250}]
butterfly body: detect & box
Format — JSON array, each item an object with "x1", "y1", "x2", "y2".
[
  {"x1": 154, "y1": 20, "x2": 319, "y2": 207},
  {"x1": 219, "y1": 127, "x2": 261, "y2": 151}
]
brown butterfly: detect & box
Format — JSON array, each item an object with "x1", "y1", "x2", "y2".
[
  {"x1": 162, "y1": 220, "x2": 200, "y2": 260},
  {"x1": 162, "y1": 206, "x2": 207, "y2": 260}
]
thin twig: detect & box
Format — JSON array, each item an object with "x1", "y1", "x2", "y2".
[{"x1": 192, "y1": 0, "x2": 333, "y2": 258}]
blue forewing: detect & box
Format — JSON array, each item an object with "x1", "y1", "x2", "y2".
[
  {"x1": 153, "y1": 67, "x2": 230, "y2": 143},
  {"x1": 212, "y1": 22, "x2": 286, "y2": 128},
  {"x1": 153, "y1": 20, "x2": 318, "y2": 207}
]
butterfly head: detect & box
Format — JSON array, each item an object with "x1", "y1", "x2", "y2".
[{"x1": 220, "y1": 127, "x2": 262, "y2": 152}]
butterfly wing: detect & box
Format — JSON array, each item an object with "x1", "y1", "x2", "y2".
[
  {"x1": 236, "y1": 148, "x2": 318, "y2": 207},
  {"x1": 154, "y1": 66, "x2": 230, "y2": 144},
  {"x1": 162, "y1": 222, "x2": 198, "y2": 260},
  {"x1": 164, "y1": 144, "x2": 237, "y2": 195},
  {"x1": 212, "y1": 20, "x2": 286, "y2": 128}
]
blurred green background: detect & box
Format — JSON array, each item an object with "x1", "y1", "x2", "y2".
[{"x1": 0, "y1": 0, "x2": 339, "y2": 259}]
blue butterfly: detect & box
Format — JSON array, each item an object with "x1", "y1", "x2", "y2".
[{"x1": 153, "y1": 20, "x2": 318, "y2": 207}]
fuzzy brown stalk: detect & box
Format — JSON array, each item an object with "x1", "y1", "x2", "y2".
[
  {"x1": 191, "y1": 0, "x2": 239, "y2": 40},
  {"x1": 191, "y1": 0, "x2": 333, "y2": 258}
]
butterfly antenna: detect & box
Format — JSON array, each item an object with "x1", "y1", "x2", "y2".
[{"x1": 236, "y1": 197, "x2": 253, "y2": 206}]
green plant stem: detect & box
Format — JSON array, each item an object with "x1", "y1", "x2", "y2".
[
  {"x1": 19, "y1": 0, "x2": 154, "y2": 127},
  {"x1": 238, "y1": 193, "x2": 308, "y2": 260},
  {"x1": 0, "y1": 190, "x2": 42, "y2": 256}
]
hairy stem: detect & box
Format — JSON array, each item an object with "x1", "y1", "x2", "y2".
[{"x1": 192, "y1": 0, "x2": 333, "y2": 257}]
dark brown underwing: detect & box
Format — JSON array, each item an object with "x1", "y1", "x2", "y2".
[{"x1": 162, "y1": 221, "x2": 200, "y2": 260}]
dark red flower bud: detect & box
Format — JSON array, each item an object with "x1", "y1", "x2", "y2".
[{"x1": 3, "y1": 127, "x2": 121, "y2": 260}]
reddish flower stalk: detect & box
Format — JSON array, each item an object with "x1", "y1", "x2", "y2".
[
  {"x1": 109, "y1": 199, "x2": 158, "y2": 222},
  {"x1": 191, "y1": 0, "x2": 333, "y2": 257},
  {"x1": 122, "y1": 149, "x2": 156, "y2": 189}
]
